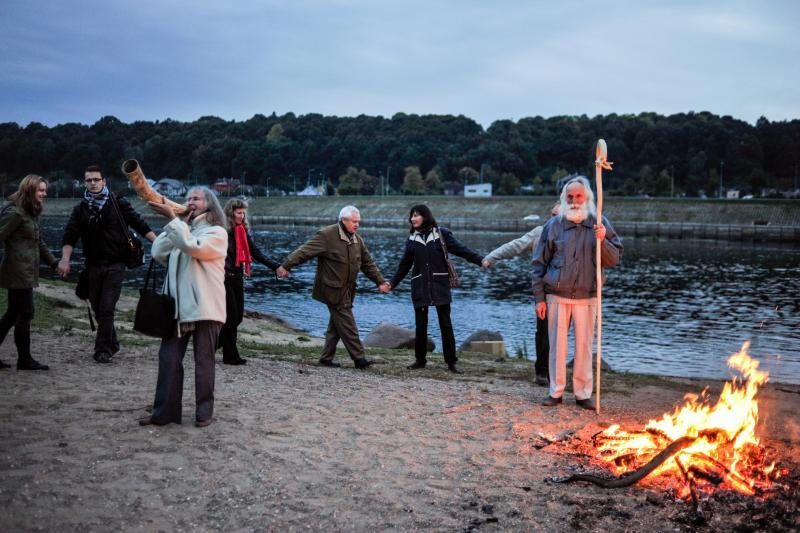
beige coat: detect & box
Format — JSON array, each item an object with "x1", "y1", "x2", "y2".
[
  {"x1": 283, "y1": 223, "x2": 384, "y2": 307},
  {"x1": 151, "y1": 215, "x2": 228, "y2": 326}
]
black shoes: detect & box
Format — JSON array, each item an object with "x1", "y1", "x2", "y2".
[
  {"x1": 406, "y1": 361, "x2": 426, "y2": 369},
  {"x1": 0, "y1": 360, "x2": 11, "y2": 369},
  {"x1": 534, "y1": 374, "x2": 549, "y2": 386},
  {"x1": 541, "y1": 396, "x2": 562, "y2": 407},
  {"x1": 575, "y1": 398, "x2": 596, "y2": 411},
  {"x1": 223, "y1": 358, "x2": 247, "y2": 365},
  {"x1": 318, "y1": 359, "x2": 341, "y2": 368},
  {"x1": 138, "y1": 417, "x2": 169, "y2": 426},
  {"x1": 447, "y1": 364, "x2": 462, "y2": 374},
  {"x1": 195, "y1": 418, "x2": 212, "y2": 428},
  {"x1": 17, "y1": 359, "x2": 49, "y2": 370},
  {"x1": 354, "y1": 358, "x2": 374, "y2": 369},
  {"x1": 93, "y1": 352, "x2": 112, "y2": 364}
]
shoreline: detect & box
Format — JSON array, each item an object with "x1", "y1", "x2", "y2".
[{"x1": 1, "y1": 283, "x2": 798, "y2": 531}]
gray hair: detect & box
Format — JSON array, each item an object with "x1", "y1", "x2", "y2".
[
  {"x1": 338, "y1": 205, "x2": 360, "y2": 221},
  {"x1": 188, "y1": 186, "x2": 226, "y2": 228},
  {"x1": 559, "y1": 176, "x2": 597, "y2": 219}
]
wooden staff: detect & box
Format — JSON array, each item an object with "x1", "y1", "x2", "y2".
[{"x1": 594, "y1": 139, "x2": 612, "y2": 414}]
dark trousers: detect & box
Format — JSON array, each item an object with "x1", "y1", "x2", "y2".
[
  {"x1": 0, "y1": 288, "x2": 34, "y2": 363},
  {"x1": 151, "y1": 321, "x2": 222, "y2": 424},
  {"x1": 321, "y1": 304, "x2": 365, "y2": 362},
  {"x1": 414, "y1": 304, "x2": 456, "y2": 366},
  {"x1": 535, "y1": 315, "x2": 550, "y2": 376},
  {"x1": 87, "y1": 263, "x2": 125, "y2": 357},
  {"x1": 219, "y1": 273, "x2": 244, "y2": 362}
]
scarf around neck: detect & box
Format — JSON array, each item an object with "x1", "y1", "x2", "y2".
[
  {"x1": 83, "y1": 186, "x2": 110, "y2": 219},
  {"x1": 234, "y1": 224, "x2": 252, "y2": 275}
]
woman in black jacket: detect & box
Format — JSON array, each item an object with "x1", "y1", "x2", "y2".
[
  {"x1": 219, "y1": 198, "x2": 281, "y2": 365},
  {"x1": 387, "y1": 204, "x2": 483, "y2": 373}
]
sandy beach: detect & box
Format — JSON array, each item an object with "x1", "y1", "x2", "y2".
[{"x1": 1, "y1": 285, "x2": 798, "y2": 532}]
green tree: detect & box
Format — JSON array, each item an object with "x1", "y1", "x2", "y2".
[
  {"x1": 401, "y1": 166, "x2": 425, "y2": 195},
  {"x1": 337, "y1": 166, "x2": 361, "y2": 195},
  {"x1": 266, "y1": 123, "x2": 284, "y2": 143},
  {"x1": 496, "y1": 172, "x2": 521, "y2": 195},
  {"x1": 424, "y1": 168, "x2": 443, "y2": 194}
]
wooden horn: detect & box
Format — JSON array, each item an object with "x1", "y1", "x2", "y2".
[{"x1": 122, "y1": 159, "x2": 188, "y2": 215}]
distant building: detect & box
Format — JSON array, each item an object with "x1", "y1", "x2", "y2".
[
  {"x1": 297, "y1": 183, "x2": 325, "y2": 196},
  {"x1": 726, "y1": 189, "x2": 740, "y2": 199},
  {"x1": 464, "y1": 183, "x2": 492, "y2": 197},
  {"x1": 153, "y1": 178, "x2": 187, "y2": 198},
  {"x1": 212, "y1": 178, "x2": 239, "y2": 195}
]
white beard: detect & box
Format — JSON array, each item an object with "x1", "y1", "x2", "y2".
[{"x1": 565, "y1": 203, "x2": 588, "y2": 223}]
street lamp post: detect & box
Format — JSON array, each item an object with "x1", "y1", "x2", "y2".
[
  {"x1": 671, "y1": 165, "x2": 675, "y2": 198},
  {"x1": 719, "y1": 160, "x2": 724, "y2": 199}
]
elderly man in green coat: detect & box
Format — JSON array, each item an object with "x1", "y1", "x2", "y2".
[{"x1": 277, "y1": 205, "x2": 390, "y2": 369}]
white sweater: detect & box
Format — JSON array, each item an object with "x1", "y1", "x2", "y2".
[{"x1": 151, "y1": 215, "x2": 228, "y2": 328}]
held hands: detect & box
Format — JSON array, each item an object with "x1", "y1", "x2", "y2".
[
  {"x1": 276, "y1": 266, "x2": 290, "y2": 278},
  {"x1": 378, "y1": 281, "x2": 391, "y2": 294},
  {"x1": 56, "y1": 258, "x2": 70, "y2": 278},
  {"x1": 481, "y1": 258, "x2": 493, "y2": 269},
  {"x1": 536, "y1": 301, "x2": 547, "y2": 320},
  {"x1": 594, "y1": 223, "x2": 606, "y2": 241}
]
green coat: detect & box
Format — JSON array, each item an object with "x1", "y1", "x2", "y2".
[
  {"x1": 0, "y1": 203, "x2": 57, "y2": 289},
  {"x1": 283, "y1": 223, "x2": 385, "y2": 307}
]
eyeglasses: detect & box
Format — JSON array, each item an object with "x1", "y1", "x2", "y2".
[{"x1": 85, "y1": 178, "x2": 103, "y2": 183}]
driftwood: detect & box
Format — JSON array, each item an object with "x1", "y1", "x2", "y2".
[{"x1": 554, "y1": 435, "x2": 697, "y2": 488}]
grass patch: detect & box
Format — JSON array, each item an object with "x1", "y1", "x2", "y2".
[{"x1": 0, "y1": 289, "x2": 85, "y2": 332}]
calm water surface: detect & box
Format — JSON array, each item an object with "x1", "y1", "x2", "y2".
[{"x1": 42, "y1": 222, "x2": 800, "y2": 385}]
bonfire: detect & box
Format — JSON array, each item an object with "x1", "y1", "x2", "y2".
[{"x1": 562, "y1": 342, "x2": 787, "y2": 504}]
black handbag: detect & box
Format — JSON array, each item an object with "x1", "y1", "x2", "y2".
[
  {"x1": 134, "y1": 259, "x2": 177, "y2": 339},
  {"x1": 109, "y1": 193, "x2": 145, "y2": 268},
  {"x1": 438, "y1": 227, "x2": 461, "y2": 288}
]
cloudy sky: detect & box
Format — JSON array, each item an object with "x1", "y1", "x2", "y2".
[{"x1": 2, "y1": 0, "x2": 797, "y2": 128}]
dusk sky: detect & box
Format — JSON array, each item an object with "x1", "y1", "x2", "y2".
[{"x1": 2, "y1": 0, "x2": 798, "y2": 128}]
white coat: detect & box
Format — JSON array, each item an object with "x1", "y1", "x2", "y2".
[{"x1": 151, "y1": 215, "x2": 228, "y2": 328}]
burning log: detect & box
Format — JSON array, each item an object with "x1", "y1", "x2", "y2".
[{"x1": 555, "y1": 435, "x2": 698, "y2": 488}]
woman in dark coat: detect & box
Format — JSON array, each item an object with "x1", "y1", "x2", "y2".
[
  {"x1": 386, "y1": 204, "x2": 483, "y2": 373},
  {"x1": 219, "y1": 198, "x2": 280, "y2": 365},
  {"x1": 0, "y1": 175, "x2": 58, "y2": 370}
]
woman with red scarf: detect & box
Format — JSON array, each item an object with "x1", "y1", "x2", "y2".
[{"x1": 219, "y1": 198, "x2": 281, "y2": 365}]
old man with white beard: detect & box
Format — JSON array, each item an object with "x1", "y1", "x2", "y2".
[{"x1": 531, "y1": 176, "x2": 623, "y2": 410}]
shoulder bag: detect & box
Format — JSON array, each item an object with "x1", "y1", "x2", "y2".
[
  {"x1": 109, "y1": 194, "x2": 145, "y2": 268},
  {"x1": 437, "y1": 227, "x2": 461, "y2": 288},
  {"x1": 134, "y1": 259, "x2": 177, "y2": 339}
]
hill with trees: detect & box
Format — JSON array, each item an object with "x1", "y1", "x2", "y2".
[{"x1": 1, "y1": 111, "x2": 798, "y2": 198}]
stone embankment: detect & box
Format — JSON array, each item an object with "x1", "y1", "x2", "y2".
[{"x1": 45, "y1": 196, "x2": 800, "y2": 242}]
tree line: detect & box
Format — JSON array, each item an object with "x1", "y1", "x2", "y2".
[{"x1": 1, "y1": 111, "x2": 798, "y2": 198}]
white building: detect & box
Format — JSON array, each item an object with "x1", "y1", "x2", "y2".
[
  {"x1": 464, "y1": 183, "x2": 492, "y2": 197},
  {"x1": 153, "y1": 178, "x2": 188, "y2": 198}
]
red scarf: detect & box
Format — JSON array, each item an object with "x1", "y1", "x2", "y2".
[{"x1": 234, "y1": 224, "x2": 252, "y2": 276}]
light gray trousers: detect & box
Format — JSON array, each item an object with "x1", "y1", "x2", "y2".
[{"x1": 546, "y1": 295, "x2": 596, "y2": 400}]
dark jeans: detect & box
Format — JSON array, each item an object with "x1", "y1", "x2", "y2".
[
  {"x1": 414, "y1": 304, "x2": 456, "y2": 366},
  {"x1": 151, "y1": 321, "x2": 222, "y2": 424},
  {"x1": 87, "y1": 263, "x2": 125, "y2": 357},
  {"x1": 535, "y1": 315, "x2": 550, "y2": 376},
  {"x1": 219, "y1": 273, "x2": 245, "y2": 362},
  {"x1": 321, "y1": 303, "x2": 365, "y2": 362},
  {"x1": 0, "y1": 288, "x2": 34, "y2": 363}
]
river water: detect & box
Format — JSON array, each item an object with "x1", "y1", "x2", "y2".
[{"x1": 41, "y1": 222, "x2": 800, "y2": 385}]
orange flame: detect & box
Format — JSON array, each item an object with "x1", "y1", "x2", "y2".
[{"x1": 597, "y1": 342, "x2": 777, "y2": 497}]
